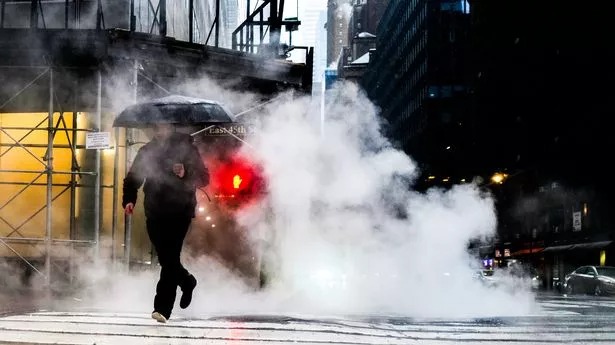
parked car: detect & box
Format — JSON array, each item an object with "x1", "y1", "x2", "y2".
[
  {"x1": 474, "y1": 269, "x2": 499, "y2": 288},
  {"x1": 564, "y1": 265, "x2": 615, "y2": 296},
  {"x1": 474, "y1": 266, "x2": 542, "y2": 291}
]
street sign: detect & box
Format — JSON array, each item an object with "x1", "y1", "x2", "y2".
[
  {"x1": 573, "y1": 211, "x2": 582, "y2": 231},
  {"x1": 201, "y1": 124, "x2": 255, "y2": 137},
  {"x1": 86, "y1": 132, "x2": 111, "y2": 149}
]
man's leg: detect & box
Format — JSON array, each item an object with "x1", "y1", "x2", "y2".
[
  {"x1": 175, "y1": 216, "x2": 197, "y2": 309},
  {"x1": 147, "y1": 216, "x2": 182, "y2": 319}
]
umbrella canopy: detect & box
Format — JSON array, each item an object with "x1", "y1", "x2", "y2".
[{"x1": 112, "y1": 95, "x2": 234, "y2": 128}]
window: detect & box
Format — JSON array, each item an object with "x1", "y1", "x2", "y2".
[
  {"x1": 576, "y1": 267, "x2": 589, "y2": 275},
  {"x1": 440, "y1": 0, "x2": 470, "y2": 13}
]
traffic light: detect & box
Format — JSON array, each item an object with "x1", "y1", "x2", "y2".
[
  {"x1": 209, "y1": 152, "x2": 265, "y2": 209},
  {"x1": 233, "y1": 174, "x2": 243, "y2": 189}
]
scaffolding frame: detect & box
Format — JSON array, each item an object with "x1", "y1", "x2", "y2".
[
  {"x1": 232, "y1": 0, "x2": 285, "y2": 53},
  {"x1": 0, "y1": 55, "x2": 269, "y2": 285},
  {"x1": 0, "y1": 66, "x2": 103, "y2": 287},
  {"x1": 0, "y1": 0, "x2": 226, "y2": 47},
  {"x1": 0, "y1": 0, "x2": 312, "y2": 289}
]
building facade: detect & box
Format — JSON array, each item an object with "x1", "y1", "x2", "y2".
[
  {"x1": 362, "y1": 0, "x2": 471, "y2": 183},
  {"x1": 347, "y1": 0, "x2": 389, "y2": 39},
  {"x1": 326, "y1": 0, "x2": 351, "y2": 65},
  {"x1": 469, "y1": 0, "x2": 615, "y2": 289},
  {"x1": 313, "y1": 10, "x2": 329, "y2": 95},
  {"x1": 334, "y1": 0, "x2": 388, "y2": 83},
  {"x1": 221, "y1": 0, "x2": 240, "y2": 48},
  {"x1": 357, "y1": 0, "x2": 614, "y2": 291}
]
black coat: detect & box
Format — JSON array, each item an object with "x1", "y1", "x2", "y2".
[{"x1": 122, "y1": 132, "x2": 209, "y2": 218}]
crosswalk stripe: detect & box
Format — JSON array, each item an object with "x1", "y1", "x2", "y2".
[{"x1": 1, "y1": 296, "x2": 615, "y2": 344}]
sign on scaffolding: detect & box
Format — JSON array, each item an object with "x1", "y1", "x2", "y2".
[
  {"x1": 86, "y1": 132, "x2": 111, "y2": 149},
  {"x1": 572, "y1": 211, "x2": 582, "y2": 231}
]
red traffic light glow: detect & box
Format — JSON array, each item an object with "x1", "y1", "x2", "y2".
[{"x1": 206, "y1": 152, "x2": 266, "y2": 209}]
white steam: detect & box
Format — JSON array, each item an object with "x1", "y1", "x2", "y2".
[
  {"x1": 225, "y1": 81, "x2": 537, "y2": 317},
  {"x1": 71, "y1": 78, "x2": 538, "y2": 319}
]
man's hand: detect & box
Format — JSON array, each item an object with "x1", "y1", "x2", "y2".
[
  {"x1": 173, "y1": 163, "x2": 185, "y2": 178},
  {"x1": 125, "y1": 203, "x2": 135, "y2": 215}
]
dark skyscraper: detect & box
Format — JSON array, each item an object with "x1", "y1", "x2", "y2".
[
  {"x1": 348, "y1": 0, "x2": 389, "y2": 38},
  {"x1": 362, "y1": 0, "x2": 471, "y2": 180},
  {"x1": 468, "y1": 1, "x2": 615, "y2": 278}
]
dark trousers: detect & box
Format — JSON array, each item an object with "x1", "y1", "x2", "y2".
[{"x1": 146, "y1": 214, "x2": 193, "y2": 319}]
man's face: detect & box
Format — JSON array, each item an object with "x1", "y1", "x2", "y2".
[{"x1": 152, "y1": 123, "x2": 174, "y2": 141}]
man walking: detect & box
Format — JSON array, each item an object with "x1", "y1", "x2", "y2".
[{"x1": 122, "y1": 123, "x2": 209, "y2": 323}]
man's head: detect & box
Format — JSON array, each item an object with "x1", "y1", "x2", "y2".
[{"x1": 151, "y1": 123, "x2": 175, "y2": 141}]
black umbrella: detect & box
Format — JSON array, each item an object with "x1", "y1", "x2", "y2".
[{"x1": 112, "y1": 95, "x2": 234, "y2": 128}]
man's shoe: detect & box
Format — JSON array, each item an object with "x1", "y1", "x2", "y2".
[
  {"x1": 180, "y1": 275, "x2": 197, "y2": 309},
  {"x1": 151, "y1": 311, "x2": 167, "y2": 323}
]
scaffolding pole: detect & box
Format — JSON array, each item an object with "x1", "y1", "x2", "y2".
[
  {"x1": 188, "y1": 0, "x2": 194, "y2": 42},
  {"x1": 111, "y1": 125, "x2": 119, "y2": 265},
  {"x1": 123, "y1": 60, "x2": 138, "y2": 270},
  {"x1": 1, "y1": 237, "x2": 95, "y2": 244},
  {"x1": 215, "y1": 0, "x2": 220, "y2": 47},
  {"x1": 45, "y1": 68, "x2": 53, "y2": 287},
  {"x1": 69, "y1": 79, "x2": 78, "y2": 285},
  {"x1": 159, "y1": 0, "x2": 166, "y2": 36},
  {"x1": 1, "y1": 0, "x2": 6, "y2": 28},
  {"x1": 94, "y1": 69, "x2": 102, "y2": 260}
]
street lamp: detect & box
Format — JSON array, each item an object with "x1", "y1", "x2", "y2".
[{"x1": 491, "y1": 172, "x2": 508, "y2": 184}]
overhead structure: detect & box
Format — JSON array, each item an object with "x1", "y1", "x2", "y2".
[{"x1": 0, "y1": 0, "x2": 312, "y2": 289}]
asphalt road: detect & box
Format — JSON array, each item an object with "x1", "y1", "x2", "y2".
[{"x1": 1, "y1": 292, "x2": 615, "y2": 344}]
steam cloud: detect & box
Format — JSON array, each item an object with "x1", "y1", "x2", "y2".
[
  {"x1": 0, "y1": 0, "x2": 538, "y2": 323},
  {"x1": 0, "y1": 70, "x2": 538, "y2": 319},
  {"x1": 80, "y1": 77, "x2": 539, "y2": 319},
  {"x1": 225, "y1": 81, "x2": 537, "y2": 317}
]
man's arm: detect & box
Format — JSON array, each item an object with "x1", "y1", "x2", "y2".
[
  {"x1": 122, "y1": 146, "x2": 147, "y2": 210},
  {"x1": 185, "y1": 144, "x2": 209, "y2": 189}
]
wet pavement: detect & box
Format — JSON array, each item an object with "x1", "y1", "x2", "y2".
[{"x1": 1, "y1": 293, "x2": 615, "y2": 344}]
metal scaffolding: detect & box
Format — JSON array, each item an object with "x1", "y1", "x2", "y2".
[
  {"x1": 0, "y1": 66, "x2": 103, "y2": 287},
  {"x1": 0, "y1": 0, "x2": 312, "y2": 290},
  {"x1": 0, "y1": 0, "x2": 228, "y2": 47},
  {"x1": 0, "y1": 62, "x2": 159, "y2": 286}
]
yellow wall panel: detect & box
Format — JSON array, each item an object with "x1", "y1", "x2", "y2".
[{"x1": 1, "y1": 113, "x2": 151, "y2": 263}]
